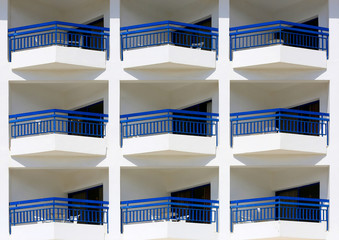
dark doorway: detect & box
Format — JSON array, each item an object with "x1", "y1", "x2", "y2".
[
  {"x1": 277, "y1": 17, "x2": 319, "y2": 50},
  {"x1": 171, "y1": 184, "x2": 211, "y2": 223},
  {"x1": 83, "y1": 18, "x2": 104, "y2": 50},
  {"x1": 68, "y1": 101, "x2": 104, "y2": 137},
  {"x1": 278, "y1": 100, "x2": 320, "y2": 136},
  {"x1": 173, "y1": 100, "x2": 212, "y2": 136},
  {"x1": 172, "y1": 17, "x2": 212, "y2": 50},
  {"x1": 276, "y1": 183, "x2": 320, "y2": 222},
  {"x1": 68, "y1": 185, "x2": 104, "y2": 224}
]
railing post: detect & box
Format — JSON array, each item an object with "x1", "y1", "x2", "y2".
[
  {"x1": 167, "y1": 111, "x2": 170, "y2": 133},
  {"x1": 326, "y1": 206, "x2": 329, "y2": 231},
  {"x1": 278, "y1": 111, "x2": 281, "y2": 132},
  {"x1": 278, "y1": 197, "x2": 281, "y2": 220},
  {"x1": 106, "y1": 35, "x2": 110, "y2": 60},
  {"x1": 167, "y1": 23, "x2": 170, "y2": 44},
  {"x1": 279, "y1": 22, "x2": 282, "y2": 44},
  {"x1": 53, "y1": 111, "x2": 56, "y2": 133},
  {"x1": 167, "y1": 198, "x2": 170, "y2": 221},
  {"x1": 54, "y1": 23, "x2": 58, "y2": 45},
  {"x1": 53, "y1": 199, "x2": 55, "y2": 222},
  {"x1": 216, "y1": 122, "x2": 218, "y2": 147}
]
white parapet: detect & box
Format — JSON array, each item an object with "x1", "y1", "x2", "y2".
[
  {"x1": 10, "y1": 222, "x2": 107, "y2": 240},
  {"x1": 122, "y1": 221, "x2": 218, "y2": 240},
  {"x1": 231, "y1": 221, "x2": 327, "y2": 240},
  {"x1": 10, "y1": 134, "x2": 107, "y2": 157},
  {"x1": 232, "y1": 45, "x2": 327, "y2": 69},
  {"x1": 11, "y1": 46, "x2": 106, "y2": 70},
  {"x1": 122, "y1": 134, "x2": 216, "y2": 156},
  {"x1": 233, "y1": 132, "x2": 327, "y2": 155},
  {"x1": 122, "y1": 45, "x2": 216, "y2": 69}
]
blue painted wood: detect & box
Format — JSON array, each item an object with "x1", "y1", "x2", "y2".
[
  {"x1": 229, "y1": 20, "x2": 329, "y2": 60},
  {"x1": 120, "y1": 196, "x2": 219, "y2": 233},
  {"x1": 120, "y1": 21, "x2": 218, "y2": 60},
  {"x1": 8, "y1": 21, "x2": 110, "y2": 61},
  {"x1": 9, "y1": 109, "x2": 108, "y2": 138},
  {"x1": 120, "y1": 109, "x2": 219, "y2": 147},
  {"x1": 9, "y1": 197, "x2": 109, "y2": 234},
  {"x1": 230, "y1": 108, "x2": 329, "y2": 147},
  {"x1": 230, "y1": 196, "x2": 329, "y2": 232}
]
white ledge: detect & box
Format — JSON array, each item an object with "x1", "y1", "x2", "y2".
[
  {"x1": 122, "y1": 221, "x2": 217, "y2": 240},
  {"x1": 11, "y1": 222, "x2": 106, "y2": 240},
  {"x1": 11, "y1": 134, "x2": 107, "y2": 157},
  {"x1": 232, "y1": 45, "x2": 327, "y2": 69},
  {"x1": 123, "y1": 45, "x2": 216, "y2": 69},
  {"x1": 231, "y1": 221, "x2": 327, "y2": 240},
  {"x1": 122, "y1": 134, "x2": 216, "y2": 156},
  {"x1": 233, "y1": 132, "x2": 327, "y2": 155},
  {"x1": 11, "y1": 46, "x2": 106, "y2": 70}
]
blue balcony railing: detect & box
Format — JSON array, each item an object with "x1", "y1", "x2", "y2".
[
  {"x1": 121, "y1": 197, "x2": 219, "y2": 233},
  {"x1": 8, "y1": 21, "x2": 110, "y2": 61},
  {"x1": 229, "y1": 20, "x2": 329, "y2": 60},
  {"x1": 230, "y1": 196, "x2": 329, "y2": 232},
  {"x1": 9, "y1": 109, "x2": 108, "y2": 138},
  {"x1": 120, "y1": 21, "x2": 219, "y2": 60},
  {"x1": 120, "y1": 109, "x2": 219, "y2": 147},
  {"x1": 230, "y1": 108, "x2": 329, "y2": 147},
  {"x1": 9, "y1": 197, "x2": 109, "y2": 234}
]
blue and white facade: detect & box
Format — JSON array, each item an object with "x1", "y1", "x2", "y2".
[{"x1": 0, "y1": 0, "x2": 338, "y2": 239}]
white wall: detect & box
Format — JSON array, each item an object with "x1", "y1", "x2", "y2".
[
  {"x1": 121, "y1": 168, "x2": 218, "y2": 201},
  {"x1": 230, "y1": 82, "x2": 329, "y2": 113},
  {"x1": 10, "y1": 82, "x2": 108, "y2": 115},
  {"x1": 9, "y1": 169, "x2": 108, "y2": 202},
  {"x1": 230, "y1": 167, "x2": 329, "y2": 200},
  {"x1": 230, "y1": 0, "x2": 328, "y2": 27}
]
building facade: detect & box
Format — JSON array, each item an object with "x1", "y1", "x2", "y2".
[{"x1": 0, "y1": 0, "x2": 338, "y2": 239}]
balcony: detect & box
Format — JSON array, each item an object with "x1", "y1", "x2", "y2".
[
  {"x1": 230, "y1": 196, "x2": 329, "y2": 240},
  {"x1": 121, "y1": 197, "x2": 219, "y2": 240},
  {"x1": 230, "y1": 108, "x2": 329, "y2": 155},
  {"x1": 10, "y1": 109, "x2": 108, "y2": 157},
  {"x1": 9, "y1": 21, "x2": 109, "y2": 70},
  {"x1": 230, "y1": 21, "x2": 328, "y2": 69},
  {"x1": 121, "y1": 21, "x2": 218, "y2": 69},
  {"x1": 120, "y1": 109, "x2": 218, "y2": 156},
  {"x1": 9, "y1": 197, "x2": 108, "y2": 240}
]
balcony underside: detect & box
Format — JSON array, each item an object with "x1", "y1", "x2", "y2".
[
  {"x1": 122, "y1": 134, "x2": 216, "y2": 157},
  {"x1": 122, "y1": 221, "x2": 217, "y2": 240},
  {"x1": 233, "y1": 133, "x2": 327, "y2": 155},
  {"x1": 231, "y1": 221, "x2": 326, "y2": 240},
  {"x1": 11, "y1": 46, "x2": 106, "y2": 70},
  {"x1": 122, "y1": 45, "x2": 216, "y2": 70},
  {"x1": 11, "y1": 134, "x2": 106, "y2": 157},
  {"x1": 11, "y1": 222, "x2": 106, "y2": 240},
  {"x1": 232, "y1": 45, "x2": 327, "y2": 70}
]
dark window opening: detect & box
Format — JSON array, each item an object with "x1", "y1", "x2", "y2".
[
  {"x1": 68, "y1": 101, "x2": 104, "y2": 137},
  {"x1": 172, "y1": 18, "x2": 212, "y2": 50},
  {"x1": 277, "y1": 100, "x2": 320, "y2": 136},
  {"x1": 275, "y1": 17, "x2": 319, "y2": 50},
  {"x1": 68, "y1": 185, "x2": 104, "y2": 225},
  {"x1": 68, "y1": 18, "x2": 104, "y2": 50},
  {"x1": 171, "y1": 184, "x2": 211, "y2": 223},
  {"x1": 276, "y1": 183, "x2": 320, "y2": 222},
  {"x1": 173, "y1": 100, "x2": 212, "y2": 136}
]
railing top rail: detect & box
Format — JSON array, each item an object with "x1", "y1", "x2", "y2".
[
  {"x1": 230, "y1": 196, "x2": 329, "y2": 205},
  {"x1": 230, "y1": 108, "x2": 329, "y2": 118},
  {"x1": 121, "y1": 20, "x2": 218, "y2": 32},
  {"x1": 9, "y1": 109, "x2": 108, "y2": 120},
  {"x1": 230, "y1": 20, "x2": 329, "y2": 33},
  {"x1": 121, "y1": 109, "x2": 219, "y2": 119},
  {"x1": 9, "y1": 197, "x2": 109, "y2": 206},
  {"x1": 9, "y1": 21, "x2": 109, "y2": 33},
  {"x1": 121, "y1": 196, "x2": 219, "y2": 206}
]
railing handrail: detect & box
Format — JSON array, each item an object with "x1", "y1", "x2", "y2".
[
  {"x1": 121, "y1": 20, "x2": 218, "y2": 33},
  {"x1": 230, "y1": 108, "x2": 329, "y2": 118},
  {"x1": 121, "y1": 109, "x2": 219, "y2": 119},
  {"x1": 9, "y1": 197, "x2": 109, "y2": 207},
  {"x1": 230, "y1": 20, "x2": 329, "y2": 34},
  {"x1": 230, "y1": 196, "x2": 329, "y2": 205},
  {"x1": 121, "y1": 196, "x2": 219, "y2": 206},
  {"x1": 8, "y1": 21, "x2": 109, "y2": 35},
  {"x1": 9, "y1": 109, "x2": 108, "y2": 124}
]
